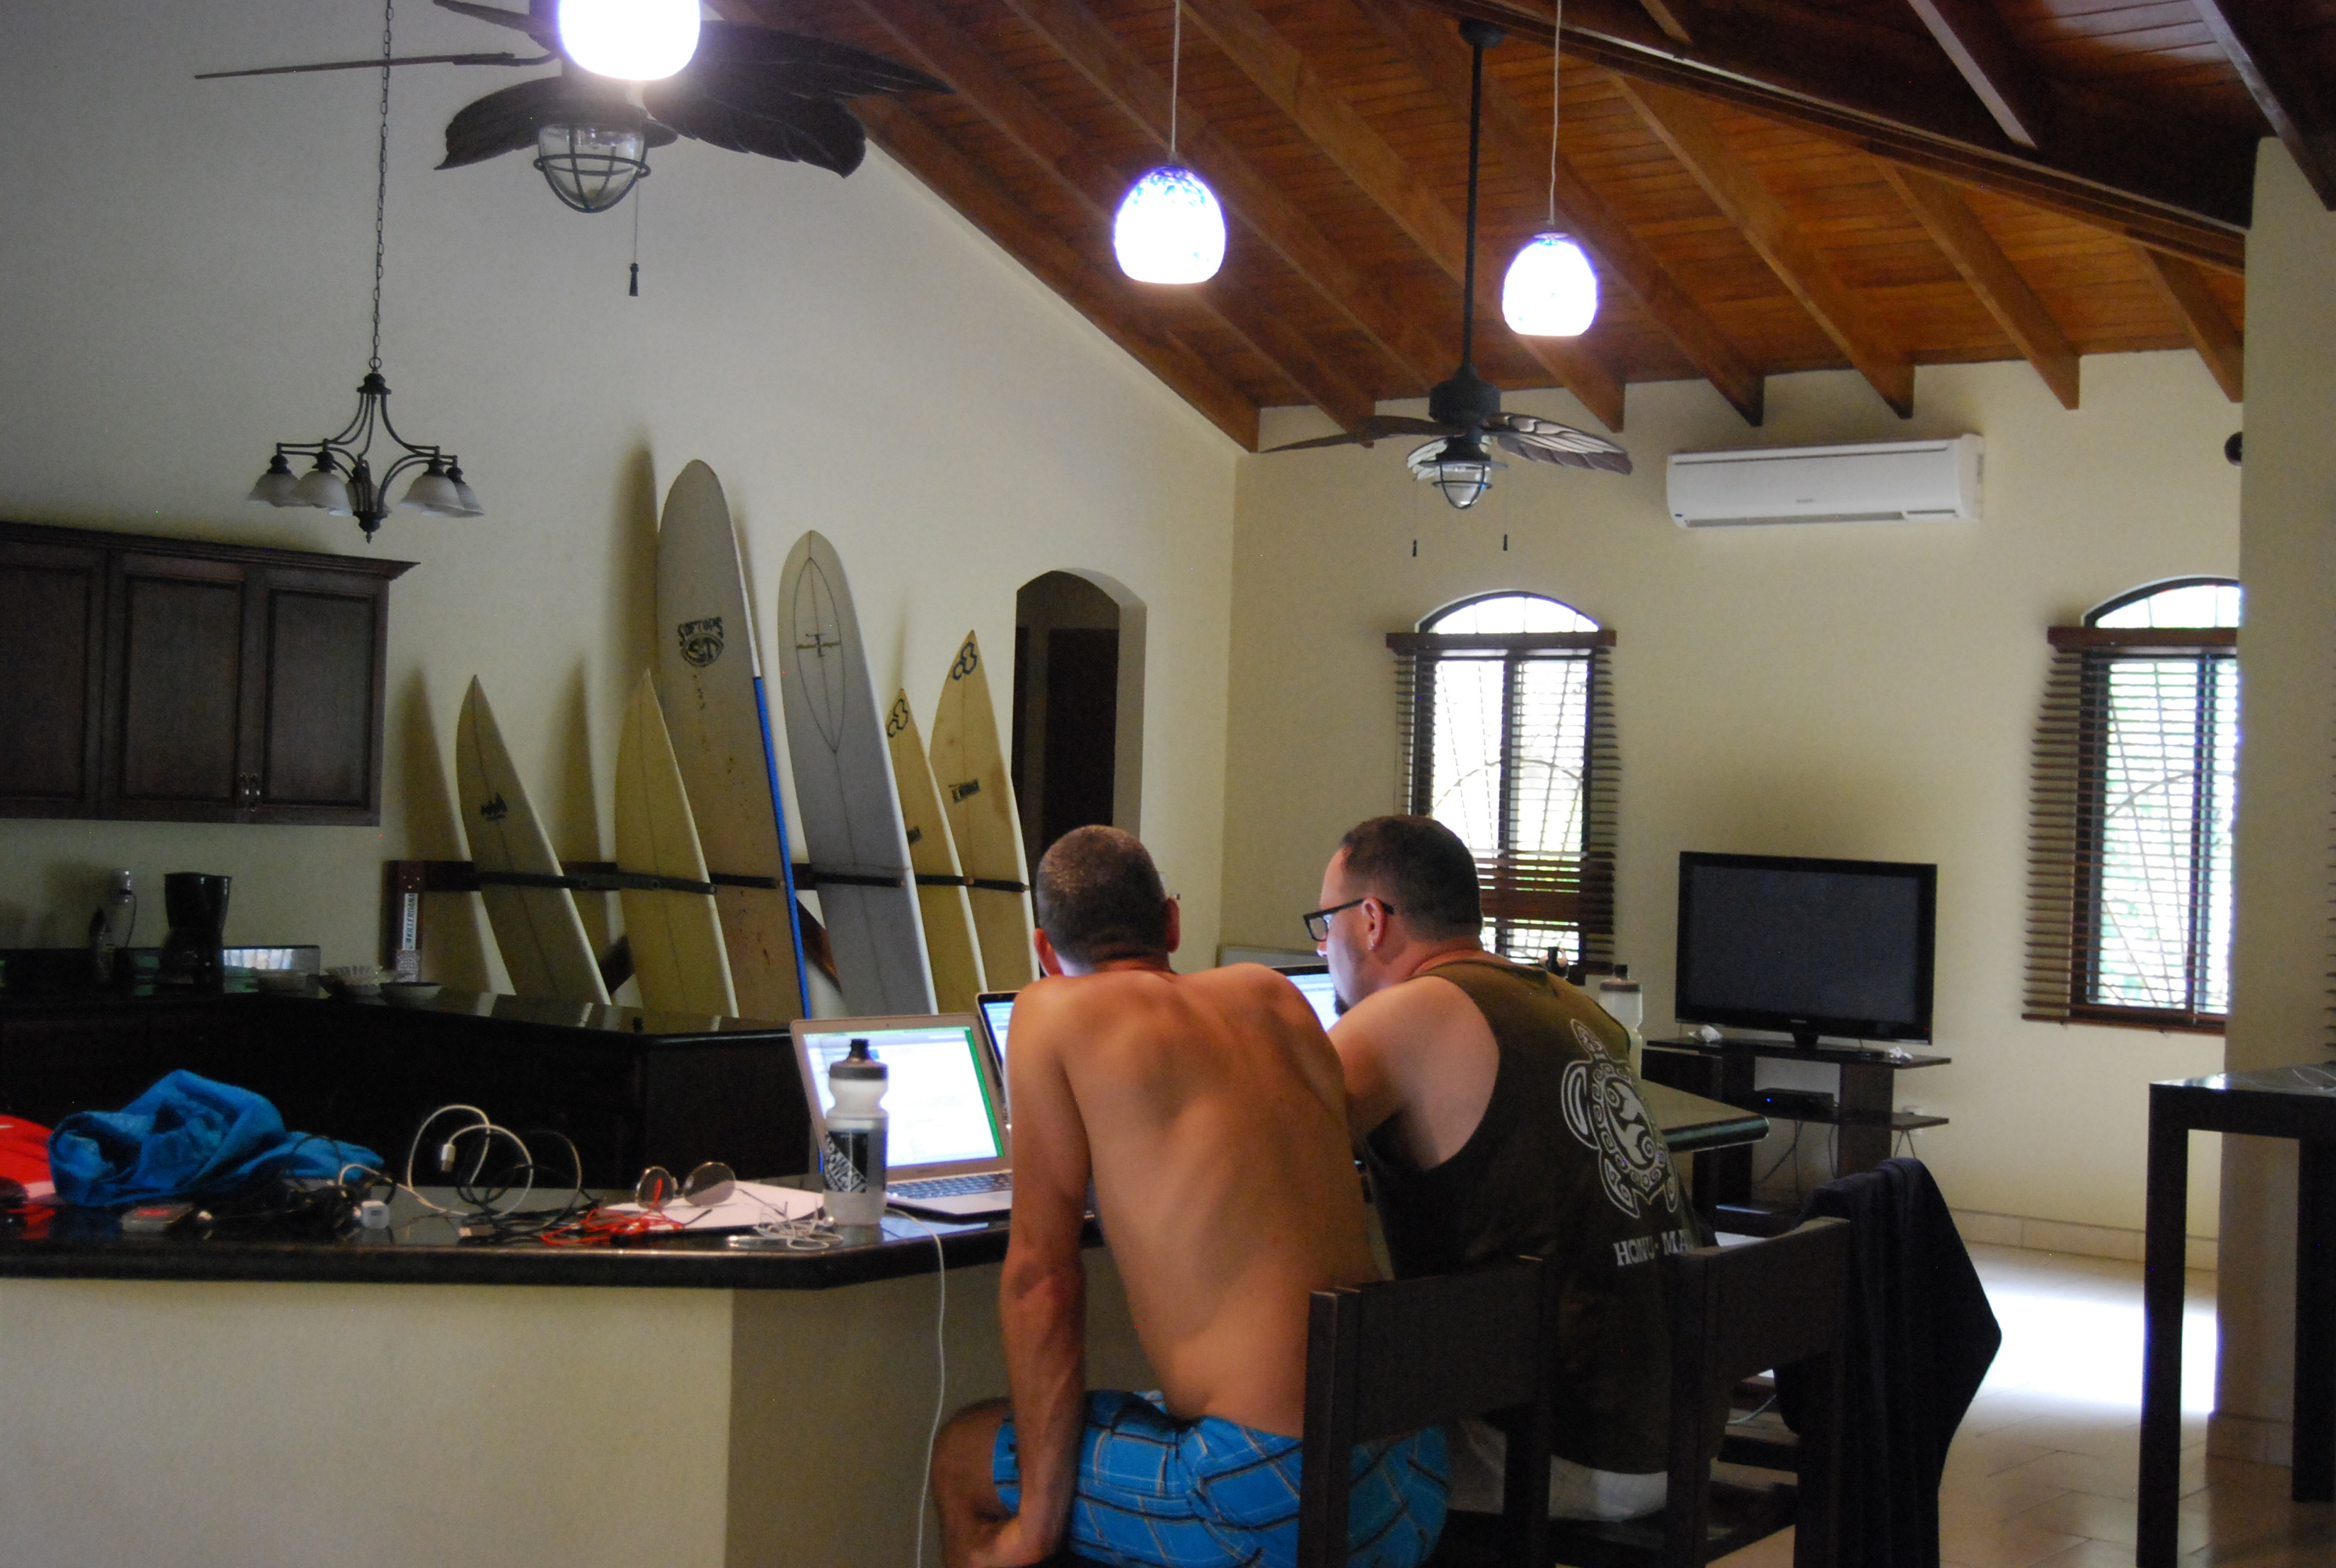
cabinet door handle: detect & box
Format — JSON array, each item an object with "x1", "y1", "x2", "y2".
[{"x1": 238, "y1": 772, "x2": 261, "y2": 806}]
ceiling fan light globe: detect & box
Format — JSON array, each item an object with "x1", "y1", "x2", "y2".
[
  {"x1": 1113, "y1": 167, "x2": 1226, "y2": 286},
  {"x1": 534, "y1": 123, "x2": 649, "y2": 213},
  {"x1": 1412, "y1": 436, "x2": 1504, "y2": 510},
  {"x1": 1503, "y1": 232, "x2": 1599, "y2": 336},
  {"x1": 557, "y1": 0, "x2": 701, "y2": 81}
]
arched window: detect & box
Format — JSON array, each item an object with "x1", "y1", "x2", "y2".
[
  {"x1": 2027, "y1": 578, "x2": 2240, "y2": 1029},
  {"x1": 1388, "y1": 593, "x2": 1615, "y2": 965}
]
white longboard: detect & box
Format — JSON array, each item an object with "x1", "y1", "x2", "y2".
[
  {"x1": 776, "y1": 532, "x2": 936, "y2": 1015},
  {"x1": 653, "y1": 460, "x2": 809, "y2": 1024},
  {"x1": 931, "y1": 631, "x2": 1037, "y2": 990},
  {"x1": 886, "y1": 688, "x2": 987, "y2": 1014},
  {"x1": 616, "y1": 672, "x2": 738, "y2": 1016},
  {"x1": 453, "y1": 677, "x2": 611, "y2": 1004}
]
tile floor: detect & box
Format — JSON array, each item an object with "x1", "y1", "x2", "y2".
[{"x1": 1716, "y1": 1243, "x2": 2335, "y2": 1567}]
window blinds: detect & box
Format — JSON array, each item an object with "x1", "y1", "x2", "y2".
[
  {"x1": 2025, "y1": 625, "x2": 2237, "y2": 1030},
  {"x1": 1389, "y1": 630, "x2": 1618, "y2": 966}
]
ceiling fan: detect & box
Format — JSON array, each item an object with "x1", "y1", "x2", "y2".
[
  {"x1": 200, "y1": 0, "x2": 951, "y2": 213},
  {"x1": 1266, "y1": 19, "x2": 1629, "y2": 509}
]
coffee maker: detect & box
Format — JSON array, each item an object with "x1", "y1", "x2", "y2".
[{"x1": 159, "y1": 873, "x2": 231, "y2": 992}]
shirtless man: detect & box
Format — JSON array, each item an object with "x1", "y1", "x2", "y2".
[
  {"x1": 1316, "y1": 816, "x2": 1696, "y2": 1524},
  {"x1": 928, "y1": 826, "x2": 1447, "y2": 1568}
]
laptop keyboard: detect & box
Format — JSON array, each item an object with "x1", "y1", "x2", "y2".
[{"x1": 892, "y1": 1172, "x2": 1013, "y2": 1199}]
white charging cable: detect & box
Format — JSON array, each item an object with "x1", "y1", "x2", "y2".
[{"x1": 890, "y1": 1208, "x2": 949, "y2": 1568}]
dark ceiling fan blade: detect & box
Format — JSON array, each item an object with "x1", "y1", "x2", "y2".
[
  {"x1": 438, "y1": 74, "x2": 672, "y2": 169},
  {"x1": 687, "y1": 22, "x2": 951, "y2": 96},
  {"x1": 1264, "y1": 415, "x2": 1457, "y2": 452},
  {"x1": 433, "y1": 0, "x2": 560, "y2": 45},
  {"x1": 198, "y1": 51, "x2": 551, "y2": 80},
  {"x1": 644, "y1": 70, "x2": 869, "y2": 173}
]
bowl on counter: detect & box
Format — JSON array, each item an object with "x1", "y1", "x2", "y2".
[
  {"x1": 379, "y1": 981, "x2": 443, "y2": 1007},
  {"x1": 325, "y1": 965, "x2": 389, "y2": 999}
]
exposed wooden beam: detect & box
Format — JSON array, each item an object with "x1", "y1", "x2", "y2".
[
  {"x1": 2189, "y1": 0, "x2": 2336, "y2": 211},
  {"x1": 1356, "y1": 0, "x2": 1762, "y2": 423},
  {"x1": 993, "y1": 0, "x2": 1454, "y2": 393},
  {"x1": 839, "y1": 0, "x2": 1375, "y2": 431},
  {"x1": 1631, "y1": 0, "x2": 1701, "y2": 45},
  {"x1": 1879, "y1": 165, "x2": 2077, "y2": 409},
  {"x1": 851, "y1": 98, "x2": 1261, "y2": 448},
  {"x1": 1614, "y1": 76, "x2": 1914, "y2": 415},
  {"x1": 1900, "y1": 0, "x2": 2052, "y2": 150},
  {"x1": 1181, "y1": 0, "x2": 1631, "y2": 430},
  {"x1": 2134, "y1": 244, "x2": 2244, "y2": 402},
  {"x1": 1410, "y1": 0, "x2": 2251, "y2": 273}
]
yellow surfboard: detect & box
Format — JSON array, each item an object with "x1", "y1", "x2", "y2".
[
  {"x1": 615, "y1": 672, "x2": 738, "y2": 1017},
  {"x1": 931, "y1": 631, "x2": 1037, "y2": 990},
  {"x1": 454, "y1": 678, "x2": 611, "y2": 1004},
  {"x1": 885, "y1": 688, "x2": 987, "y2": 1013}
]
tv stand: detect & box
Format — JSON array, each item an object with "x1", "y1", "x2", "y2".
[{"x1": 1642, "y1": 1035, "x2": 1950, "y2": 1235}]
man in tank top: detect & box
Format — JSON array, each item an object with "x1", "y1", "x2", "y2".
[
  {"x1": 1315, "y1": 815, "x2": 1700, "y2": 1522},
  {"x1": 928, "y1": 826, "x2": 1448, "y2": 1568}
]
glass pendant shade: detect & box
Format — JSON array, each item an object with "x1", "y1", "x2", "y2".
[
  {"x1": 557, "y1": 0, "x2": 701, "y2": 80},
  {"x1": 247, "y1": 455, "x2": 302, "y2": 507},
  {"x1": 1113, "y1": 166, "x2": 1226, "y2": 285},
  {"x1": 293, "y1": 458, "x2": 354, "y2": 514},
  {"x1": 534, "y1": 123, "x2": 650, "y2": 213},
  {"x1": 1416, "y1": 437, "x2": 1505, "y2": 510},
  {"x1": 399, "y1": 462, "x2": 465, "y2": 515},
  {"x1": 1503, "y1": 231, "x2": 1599, "y2": 336}
]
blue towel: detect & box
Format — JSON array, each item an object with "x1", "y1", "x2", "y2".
[{"x1": 48, "y1": 1070, "x2": 382, "y2": 1207}]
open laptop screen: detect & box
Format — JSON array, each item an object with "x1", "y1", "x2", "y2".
[
  {"x1": 799, "y1": 1021, "x2": 1004, "y2": 1170},
  {"x1": 978, "y1": 995, "x2": 1016, "y2": 1077},
  {"x1": 1278, "y1": 965, "x2": 1342, "y2": 1030}
]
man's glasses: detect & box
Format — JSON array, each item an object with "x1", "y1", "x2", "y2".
[
  {"x1": 635, "y1": 1161, "x2": 736, "y2": 1212},
  {"x1": 1302, "y1": 897, "x2": 1392, "y2": 943}
]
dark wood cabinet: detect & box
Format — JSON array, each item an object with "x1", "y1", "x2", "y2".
[{"x1": 0, "y1": 522, "x2": 411, "y2": 826}]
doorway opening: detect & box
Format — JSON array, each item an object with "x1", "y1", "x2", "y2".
[{"x1": 1011, "y1": 570, "x2": 1145, "y2": 871}]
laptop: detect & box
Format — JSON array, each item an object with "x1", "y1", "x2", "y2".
[
  {"x1": 792, "y1": 1014, "x2": 1016, "y2": 1219},
  {"x1": 975, "y1": 990, "x2": 1019, "y2": 1096},
  {"x1": 1275, "y1": 964, "x2": 1344, "y2": 1030}
]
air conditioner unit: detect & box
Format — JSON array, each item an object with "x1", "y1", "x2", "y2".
[{"x1": 1666, "y1": 435, "x2": 1983, "y2": 528}]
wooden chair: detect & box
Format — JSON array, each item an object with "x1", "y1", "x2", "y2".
[
  {"x1": 1533, "y1": 1216, "x2": 1852, "y2": 1568},
  {"x1": 1301, "y1": 1253, "x2": 1560, "y2": 1568}
]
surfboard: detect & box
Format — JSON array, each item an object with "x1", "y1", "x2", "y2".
[
  {"x1": 653, "y1": 459, "x2": 809, "y2": 1024},
  {"x1": 885, "y1": 687, "x2": 988, "y2": 1013},
  {"x1": 930, "y1": 631, "x2": 1037, "y2": 990},
  {"x1": 615, "y1": 671, "x2": 739, "y2": 1016},
  {"x1": 776, "y1": 532, "x2": 936, "y2": 1015},
  {"x1": 453, "y1": 677, "x2": 611, "y2": 1004}
]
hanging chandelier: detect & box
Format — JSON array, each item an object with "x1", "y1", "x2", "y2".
[
  {"x1": 248, "y1": 0, "x2": 480, "y2": 540},
  {"x1": 1501, "y1": 0, "x2": 1599, "y2": 337},
  {"x1": 1112, "y1": 0, "x2": 1225, "y2": 284}
]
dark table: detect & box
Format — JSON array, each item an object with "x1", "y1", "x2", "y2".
[{"x1": 2141, "y1": 1065, "x2": 2336, "y2": 1567}]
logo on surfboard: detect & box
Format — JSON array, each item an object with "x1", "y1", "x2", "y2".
[
  {"x1": 677, "y1": 617, "x2": 724, "y2": 668},
  {"x1": 479, "y1": 792, "x2": 509, "y2": 822},
  {"x1": 886, "y1": 695, "x2": 911, "y2": 739},
  {"x1": 951, "y1": 639, "x2": 979, "y2": 681},
  {"x1": 949, "y1": 778, "x2": 982, "y2": 803}
]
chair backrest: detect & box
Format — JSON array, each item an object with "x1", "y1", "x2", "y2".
[
  {"x1": 1298, "y1": 1254, "x2": 1557, "y2": 1568},
  {"x1": 1666, "y1": 1217, "x2": 1853, "y2": 1568}
]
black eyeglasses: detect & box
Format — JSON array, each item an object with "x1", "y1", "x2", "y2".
[{"x1": 1303, "y1": 897, "x2": 1392, "y2": 943}]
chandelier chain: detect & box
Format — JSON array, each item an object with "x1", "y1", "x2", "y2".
[
  {"x1": 370, "y1": 0, "x2": 394, "y2": 371},
  {"x1": 1169, "y1": 0, "x2": 1183, "y2": 161},
  {"x1": 1548, "y1": 0, "x2": 1562, "y2": 228}
]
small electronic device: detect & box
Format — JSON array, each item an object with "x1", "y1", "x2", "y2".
[
  {"x1": 1674, "y1": 851, "x2": 1938, "y2": 1049},
  {"x1": 793, "y1": 1014, "x2": 1013, "y2": 1218},
  {"x1": 1274, "y1": 964, "x2": 1343, "y2": 1030},
  {"x1": 975, "y1": 990, "x2": 1017, "y2": 1086},
  {"x1": 1754, "y1": 1089, "x2": 1838, "y2": 1123},
  {"x1": 121, "y1": 1201, "x2": 195, "y2": 1235}
]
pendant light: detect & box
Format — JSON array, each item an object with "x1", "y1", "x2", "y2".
[
  {"x1": 1112, "y1": 0, "x2": 1225, "y2": 285},
  {"x1": 246, "y1": 0, "x2": 480, "y2": 539},
  {"x1": 1500, "y1": 0, "x2": 1598, "y2": 336},
  {"x1": 557, "y1": 0, "x2": 700, "y2": 81}
]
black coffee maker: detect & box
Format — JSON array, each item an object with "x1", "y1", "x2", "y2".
[{"x1": 159, "y1": 873, "x2": 231, "y2": 992}]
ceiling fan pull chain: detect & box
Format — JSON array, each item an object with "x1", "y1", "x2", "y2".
[{"x1": 628, "y1": 173, "x2": 643, "y2": 295}]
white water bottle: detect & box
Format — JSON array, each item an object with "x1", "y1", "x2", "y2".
[
  {"x1": 822, "y1": 1038, "x2": 889, "y2": 1224},
  {"x1": 1598, "y1": 968, "x2": 1646, "y2": 1078}
]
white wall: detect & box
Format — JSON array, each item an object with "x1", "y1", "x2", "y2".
[
  {"x1": 0, "y1": 1, "x2": 1238, "y2": 985},
  {"x1": 1222, "y1": 353, "x2": 2238, "y2": 1236}
]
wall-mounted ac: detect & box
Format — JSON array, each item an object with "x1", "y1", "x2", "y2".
[{"x1": 1666, "y1": 435, "x2": 1984, "y2": 528}]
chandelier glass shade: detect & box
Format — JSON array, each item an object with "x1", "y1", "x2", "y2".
[
  {"x1": 1113, "y1": 166, "x2": 1225, "y2": 284},
  {"x1": 557, "y1": 0, "x2": 701, "y2": 81},
  {"x1": 534, "y1": 121, "x2": 651, "y2": 212},
  {"x1": 1502, "y1": 231, "x2": 1599, "y2": 336}
]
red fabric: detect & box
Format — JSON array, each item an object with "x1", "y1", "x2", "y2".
[{"x1": 0, "y1": 1116, "x2": 54, "y2": 1193}]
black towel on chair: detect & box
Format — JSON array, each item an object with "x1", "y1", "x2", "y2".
[{"x1": 1778, "y1": 1157, "x2": 2001, "y2": 1568}]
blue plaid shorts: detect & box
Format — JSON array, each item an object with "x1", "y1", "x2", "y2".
[{"x1": 993, "y1": 1389, "x2": 1448, "y2": 1568}]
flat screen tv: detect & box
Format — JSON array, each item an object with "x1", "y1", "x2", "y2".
[{"x1": 1674, "y1": 852, "x2": 1937, "y2": 1048}]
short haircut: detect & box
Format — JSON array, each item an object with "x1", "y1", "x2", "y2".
[
  {"x1": 1035, "y1": 825, "x2": 1170, "y2": 966},
  {"x1": 1336, "y1": 815, "x2": 1482, "y2": 940}
]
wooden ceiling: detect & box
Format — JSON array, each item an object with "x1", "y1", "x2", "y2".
[{"x1": 731, "y1": 0, "x2": 2279, "y2": 447}]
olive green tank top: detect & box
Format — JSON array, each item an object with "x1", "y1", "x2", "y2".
[{"x1": 1360, "y1": 957, "x2": 1699, "y2": 1474}]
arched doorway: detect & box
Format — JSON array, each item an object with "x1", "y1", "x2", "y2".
[{"x1": 1011, "y1": 570, "x2": 1145, "y2": 869}]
